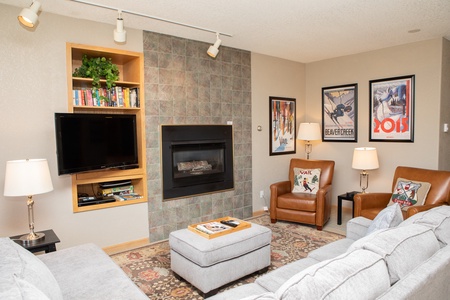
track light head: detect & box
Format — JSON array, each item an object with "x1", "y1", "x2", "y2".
[
  {"x1": 207, "y1": 33, "x2": 222, "y2": 58},
  {"x1": 18, "y1": 0, "x2": 41, "y2": 28},
  {"x1": 114, "y1": 10, "x2": 127, "y2": 43}
]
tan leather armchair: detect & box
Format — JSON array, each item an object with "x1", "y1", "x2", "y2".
[
  {"x1": 354, "y1": 166, "x2": 450, "y2": 220},
  {"x1": 270, "y1": 159, "x2": 335, "y2": 230}
]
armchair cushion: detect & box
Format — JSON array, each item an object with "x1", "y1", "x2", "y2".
[
  {"x1": 366, "y1": 203, "x2": 403, "y2": 235},
  {"x1": 388, "y1": 178, "x2": 431, "y2": 210},
  {"x1": 292, "y1": 168, "x2": 321, "y2": 194}
]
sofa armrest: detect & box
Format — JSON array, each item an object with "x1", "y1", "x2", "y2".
[
  {"x1": 354, "y1": 193, "x2": 392, "y2": 217},
  {"x1": 346, "y1": 217, "x2": 372, "y2": 240}
]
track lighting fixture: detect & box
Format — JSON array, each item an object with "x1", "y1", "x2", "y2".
[
  {"x1": 207, "y1": 33, "x2": 222, "y2": 58},
  {"x1": 18, "y1": 0, "x2": 41, "y2": 28},
  {"x1": 114, "y1": 10, "x2": 127, "y2": 43}
]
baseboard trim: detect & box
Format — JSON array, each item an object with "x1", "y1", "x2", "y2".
[{"x1": 103, "y1": 238, "x2": 150, "y2": 255}]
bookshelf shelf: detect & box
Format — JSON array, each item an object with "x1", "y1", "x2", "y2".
[{"x1": 66, "y1": 43, "x2": 147, "y2": 213}]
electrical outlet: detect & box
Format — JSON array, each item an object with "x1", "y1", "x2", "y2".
[
  {"x1": 260, "y1": 190, "x2": 264, "y2": 198},
  {"x1": 263, "y1": 206, "x2": 269, "y2": 212}
]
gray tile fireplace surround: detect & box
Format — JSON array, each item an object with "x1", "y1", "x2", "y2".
[{"x1": 143, "y1": 31, "x2": 252, "y2": 242}]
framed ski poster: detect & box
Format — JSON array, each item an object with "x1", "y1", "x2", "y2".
[
  {"x1": 269, "y1": 96, "x2": 296, "y2": 155},
  {"x1": 369, "y1": 75, "x2": 415, "y2": 142},
  {"x1": 322, "y1": 84, "x2": 358, "y2": 142}
]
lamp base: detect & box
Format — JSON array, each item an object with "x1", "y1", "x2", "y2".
[{"x1": 19, "y1": 232, "x2": 45, "y2": 246}]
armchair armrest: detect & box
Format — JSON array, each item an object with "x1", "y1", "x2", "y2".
[
  {"x1": 354, "y1": 192, "x2": 392, "y2": 217},
  {"x1": 406, "y1": 204, "x2": 447, "y2": 218},
  {"x1": 270, "y1": 181, "x2": 291, "y2": 220}
]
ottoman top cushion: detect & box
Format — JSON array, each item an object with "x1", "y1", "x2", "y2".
[{"x1": 169, "y1": 223, "x2": 272, "y2": 267}]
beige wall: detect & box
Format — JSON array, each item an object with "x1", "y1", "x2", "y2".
[
  {"x1": 250, "y1": 39, "x2": 444, "y2": 211},
  {"x1": 0, "y1": 4, "x2": 148, "y2": 249},
  {"x1": 251, "y1": 53, "x2": 305, "y2": 209},
  {"x1": 439, "y1": 38, "x2": 450, "y2": 170}
]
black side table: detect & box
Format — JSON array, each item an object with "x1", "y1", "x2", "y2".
[
  {"x1": 337, "y1": 192, "x2": 359, "y2": 225},
  {"x1": 10, "y1": 229, "x2": 60, "y2": 254}
]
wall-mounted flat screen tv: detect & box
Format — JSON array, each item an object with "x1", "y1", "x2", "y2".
[{"x1": 54, "y1": 113, "x2": 138, "y2": 175}]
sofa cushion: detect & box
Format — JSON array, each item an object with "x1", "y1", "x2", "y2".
[
  {"x1": 388, "y1": 177, "x2": 431, "y2": 210},
  {"x1": 38, "y1": 243, "x2": 148, "y2": 300},
  {"x1": 307, "y1": 238, "x2": 354, "y2": 262},
  {"x1": 366, "y1": 203, "x2": 403, "y2": 235},
  {"x1": 241, "y1": 292, "x2": 278, "y2": 300},
  {"x1": 348, "y1": 224, "x2": 440, "y2": 284},
  {"x1": 292, "y1": 168, "x2": 321, "y2": 194},
  {"x1": 399, "y1": 205, "x2": 450, "y2": 246},
  {"x1": 275, "y1": 249, "x2": 390, "y2": 300},
  {"x1": 255, "y1": 257, "x2": 319, "y2": 292},
  {"x1": 0, "y1": 238, "x2": 62, "y2": 300}
]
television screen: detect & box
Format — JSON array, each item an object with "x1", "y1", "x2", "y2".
[{"x1": 54, "y1": 113, "x2": 138, "y2": 175}]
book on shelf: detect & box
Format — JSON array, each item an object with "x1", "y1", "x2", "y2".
[
  {"x1": 72, "y1": 87, "x2": 140, "y2": 108},
  {"x1": 113, "y1": 193, "x2": 143, "y2": 201},
  {"x1": 196, "y1": 222, "x2": 231, "y2": 235},
  {"x1": 101, "y1": 184, "x2": 134, "y2": 197}
]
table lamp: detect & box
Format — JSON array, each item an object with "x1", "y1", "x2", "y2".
[
  {"x1": 352, "y1": 147, "x2": 379, "y2": 193},
  {"x1": 4, "y1": 159, "x2": 53, "y2": 245},
  {"x1": 297, "y1": 123, "x2": 321, "y2": 159}
]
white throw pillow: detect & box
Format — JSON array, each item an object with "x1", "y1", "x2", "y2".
[
  {"x1": 0, "y1": 238, "x2": 63, "y2": 300},
  {"x1": 366, "y1": 203, "x2": 403, "y2": 235},
  {"x1": 292, "y1": 168, "x2": 321, "y2": 194}
]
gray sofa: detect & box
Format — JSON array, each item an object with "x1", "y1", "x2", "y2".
[
  {"x1": 0, "y1": 239, "x2": 147, "y2": 299},
  {"x1": 208, "y1": 205, "x2": 450, "y2": 300}
]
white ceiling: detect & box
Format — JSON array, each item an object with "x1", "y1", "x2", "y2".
[{"x1": 3, "y1": 0, "x2": 450, "y2": 63}]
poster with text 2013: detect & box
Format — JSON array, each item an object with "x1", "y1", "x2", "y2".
[{"x1": 369, "y1": 75, "x2": 415, "y2": 142}]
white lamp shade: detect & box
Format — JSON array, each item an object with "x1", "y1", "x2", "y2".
[
  {"x1": 297, "y1": 123, "x2": 321, "y2": 141},
  {"x1": 18, "y1": 1, "x2": 41, "y2": 28},
  {"x1": 352, "y1": 147, "x2": 379, "y2": 170},
  {"x1": 4, "y1": 159, "x2": 53, "y2": 197}
]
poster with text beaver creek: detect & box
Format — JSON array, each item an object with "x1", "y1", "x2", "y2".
[
  {"x1": 369, "y1": 75, "x2": 415, "y2": 142},
  {"x1": 322, "y1": 84, "x2": 357, "y2": 142}
]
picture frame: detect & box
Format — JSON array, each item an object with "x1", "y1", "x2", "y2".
[
  {"x1": 322, "y1": 84, "x2": 358, "y2": 142},
  {"x1": 269, "y1": 96, "x2": 296, "y2": 155},
  {"x1": 369, "y1": 75, "x2": 415, "y2": 142}
]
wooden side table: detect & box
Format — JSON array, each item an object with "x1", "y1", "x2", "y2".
[
  {"x1": 10, "y1": 229, "x2": 60, "y2": 254},
  {"x1": 337, "y1": 192, "x2": 359, "y2": 225}
]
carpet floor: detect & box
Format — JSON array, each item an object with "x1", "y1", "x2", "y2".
[{"x1": 111, "y1": 214, "x2": 344, "y2": 299}]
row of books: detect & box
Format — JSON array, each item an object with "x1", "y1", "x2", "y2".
[{"x1": 72, "y1": 87, "x2": 140, "y2": 108}]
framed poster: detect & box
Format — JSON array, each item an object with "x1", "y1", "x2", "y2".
[
  {"x1": 369, "y1": 75, "x2": 415, "y2": 142},
  {"x1": 270, "y1": 96, "x2": 296, "y2": 155},
  {"x1": 322, "y1": 84, "x2": 358, "y2": 142}
]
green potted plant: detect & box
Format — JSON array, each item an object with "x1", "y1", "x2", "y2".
[{"x1": 72, "y1": 55, "x2": 120, "y2": 90}]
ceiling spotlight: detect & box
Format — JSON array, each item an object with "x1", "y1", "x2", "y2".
[
  {"x1": 18, "y1": 0, "x2": 41, "y2": 28},
  {"x1": 114, "y1": 10, "x2": 127, "y2": 43},
  {"x1": 207, "y1": 33, "x2": 222, "y2": 58}
]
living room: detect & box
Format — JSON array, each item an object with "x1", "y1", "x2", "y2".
[{"x1": 0, "y1": 0, "x2": 449, "y2": 254}]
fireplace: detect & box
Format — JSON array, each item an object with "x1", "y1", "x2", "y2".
[{"x1": 161, "y1": 125, "x2": 234, "y2": 200}]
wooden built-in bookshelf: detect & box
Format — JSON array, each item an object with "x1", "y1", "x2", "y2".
[{"x1": 66, "y1": 43, "x2": 147, "y2": 212}]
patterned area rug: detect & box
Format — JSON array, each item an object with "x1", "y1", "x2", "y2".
[{"x1": 111, "y1": 214, "x2": 344, "y2": 299}]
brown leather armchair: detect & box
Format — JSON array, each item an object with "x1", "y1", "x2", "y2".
[
  {"x1": 354, "y1": 166, "x2": 450, "y2": 220},
  {"x1": 270, "y1": 159, "x2": 335, "y2": 230}
]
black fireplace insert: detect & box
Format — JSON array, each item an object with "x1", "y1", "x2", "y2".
[{"x1": 161, "y1": 125, "x2": 234, "y2": 200}]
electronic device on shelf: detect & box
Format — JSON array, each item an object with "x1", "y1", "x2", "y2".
[
  {"x1": 99, "y1": 180, "x2": 132, "y2": 188},
  {"x1": 77, "y1": 197, "x2": 115, "y2": 207},
  {"x1": 54, "y1": 113, "x2": 138, "y2": 175}
]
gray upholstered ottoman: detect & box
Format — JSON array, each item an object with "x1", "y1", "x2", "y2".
[{"x1": 169, "y1": 222, "x2": 272, "y2": 297}]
